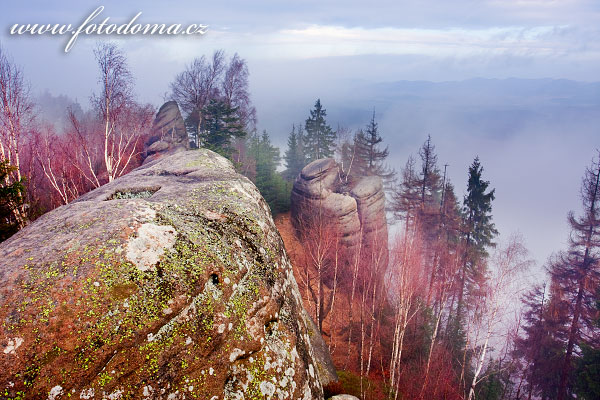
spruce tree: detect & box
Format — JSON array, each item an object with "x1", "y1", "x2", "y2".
[
  {"x1": 249, "y1": 131, "x2": 291, "y2": 215},
  {"x1": 353, "y1": 111, "x2": 394, "y2": 181},
  {"x1": 200, "y1": 99, "x2": 246, "y2": 158},
  {"x1": 304, "y1": 99, "x2": 336, "y2": 162},
  {"x1": 462, "y1": 157, "x2": 497, "y2": 255},
  {"x1": 283, "y1": 124, "x2": 306, "y2": 181},
  {"x1": 454, "y1": 157, "x2": 498, "y2": 327}
]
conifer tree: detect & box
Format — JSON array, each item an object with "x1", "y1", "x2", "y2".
[
  {"x1": 283, "y1": 124, "x2": 306, "y2": 181},
  {"x1": 304, "y1": 99, "x2": 336, "y2": 161},
  {"x1": 440, "y1": 181, "x2": 462, "y2": 244},
  {"x1": 249, "y1": 131, "x2": 290, "y2": 215},
  {"x1": 391, "y1": 136, "x2": 443, "y2": 236},
  {"x1": 416, "y1": 136, "x2": 444, "y2": 244},
  {"x1": 514, "y1": 283, "x2": 567, "y2": 399},
  {"x1": 391, "y1": 156, "x2": 420, "y2": 226},
  {"x1": 353, "y1": 111, "x2": 392, "y2": 179},
  {"x1": 574, "y1": 288, "x2": 600, "y2": 399},
  {"x1": 462, "y1": 157, "x2": 497, "y2": 255},
  {"x1": 200, "y1": 99, "x2": 246, "y2": 158},
  {"x1": 552, "y1": 153, "x2": 600, "y2": 400},
  {"x1": 454, "y1": 157, "x2": 498, "y2": 326},
  {"x1": 418, "y1": 135, "x2": 442, "y2": 209}
]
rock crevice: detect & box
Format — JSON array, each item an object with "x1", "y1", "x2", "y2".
[{"x1": 291, "y1": 158, "x2": 388, "y2": 258}]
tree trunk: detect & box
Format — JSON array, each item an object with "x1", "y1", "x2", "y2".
[
  {"x1": 557, "y1": 160, "x2": 600, "y2": 400},
  {"x1": 557, "y1": 278, "x2": 585, "y2": 400}
]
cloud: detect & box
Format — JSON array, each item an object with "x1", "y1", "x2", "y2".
[
  {"x1": 273, "y1": 25, "x2": 579, "y2": 58},
  {"x1": 134, "y1": 21, "x2": 598, "y2": 70}
]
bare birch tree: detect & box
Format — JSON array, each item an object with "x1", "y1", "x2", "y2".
[
  {"x1": 0, "y1": 47, "x2": 33, "y2": 227},
  {"x1": 388, "y1": 230, "x2": 425, "y2": 399},
  {"x1": 466, "y1": 235, "x2": 531, "y2": 400},
  {"x1": 92, "y1": 42, "x2": 134, "y2": 182}
]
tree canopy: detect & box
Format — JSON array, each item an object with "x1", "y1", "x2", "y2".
[{"x1": 304, "y1": 99, "x2": 336, "y2": 162}]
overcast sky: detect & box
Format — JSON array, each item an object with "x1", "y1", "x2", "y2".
[
  {"x1": 2, "y1": 0, "x2": 600, "y2": 100},
  {"x1": 1, "y1": 1, "x2": 599, "y2": 272}
]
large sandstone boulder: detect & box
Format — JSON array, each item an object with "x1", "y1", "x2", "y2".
[
  {"x1": 0, "y1": 149, "x2": 327, "y2": 399},
  {"x1": 291, "y1": 159, "x2": 388, "y2": 263},
  {"x1": 144, "y1": 101, "x2": 189, "y2": 163}
]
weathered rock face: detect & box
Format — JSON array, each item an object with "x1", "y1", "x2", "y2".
[
  {"x1": 300, "y1": 309, "x2": 338, "y2": 387},
  {"x1": 144, "y1": 101, "x2": 189, "y2": 163},
  {"x1": 0, "y1": 149, "x2": 326, "y2": 399},
  {"x1": 291, "y1": 158, "x2": 388, "y2": 261}
]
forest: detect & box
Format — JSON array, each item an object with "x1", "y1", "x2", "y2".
[{"x1": 0, "y1": 43, "x2": 599, "y2": 400}]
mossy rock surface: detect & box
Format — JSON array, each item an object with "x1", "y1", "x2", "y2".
[{"x1": 0, "y1": 149, "x2": 324, "y2": 400}]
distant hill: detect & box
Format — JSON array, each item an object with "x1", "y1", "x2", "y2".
[{"x1": 254, "y1": 78, "x2": 600, "y2": 145}]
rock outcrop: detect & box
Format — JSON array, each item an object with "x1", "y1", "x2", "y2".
[
  {"x1": 144, "y1": 101, "x2": 189, "y2": 163},
  {"x1": 291, "y1": 158, "x2": 388, "y2": 263},
  {"x1": 0, "y1": 149, "x2": 328, "y2": 399}
]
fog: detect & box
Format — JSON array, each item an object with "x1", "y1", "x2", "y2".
[
  {"x1": 251, "y1": 76, "x2": 600, "y2": 274},
  {"x1": 2, "y1": 0, "x2": 598, "y2": 274}
]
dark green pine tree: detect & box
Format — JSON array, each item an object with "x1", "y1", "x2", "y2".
[
  {"x1": 249, "y1": 131, "x2": 291, "y2": 215},
  {"x1": 304, "y1": 99, "x2": 336, "y2": 162},
  {"x1": 353, "y1": 111, "x2": 392, "y2": 179},
  {"x1": 200, "y1": 99, "x2": 246, "y2": 158},
  {"x1": 454, "y1": 157, "x2": 498, "y2": 326},
  {"x1": 283, "y1": 124, "x2": 306, "y2": 181},
  {"x1": 0, "y1": 160, "x2": 26, "y2": 242},
  {"x1": 462, "y1": 157, "x2": 497, "y2": 259}
]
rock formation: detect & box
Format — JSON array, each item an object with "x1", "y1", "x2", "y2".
[
  {"x1": 0, "y1": 149, "x2": 330, "y2": 399},
  {"x1": 144, "y1": 101, "x2": 189, "y2": 163},
  {"x1": 291, "y1": 158, "x2": 388, "y2": 264}
]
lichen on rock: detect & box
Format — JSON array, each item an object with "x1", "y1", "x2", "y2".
[
  {"x1": 0, "y1": 149, "x2": 327, "y2": 399},
  {"x1": 125, "y1": 223, "x2": 177, "y2": 272}
]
